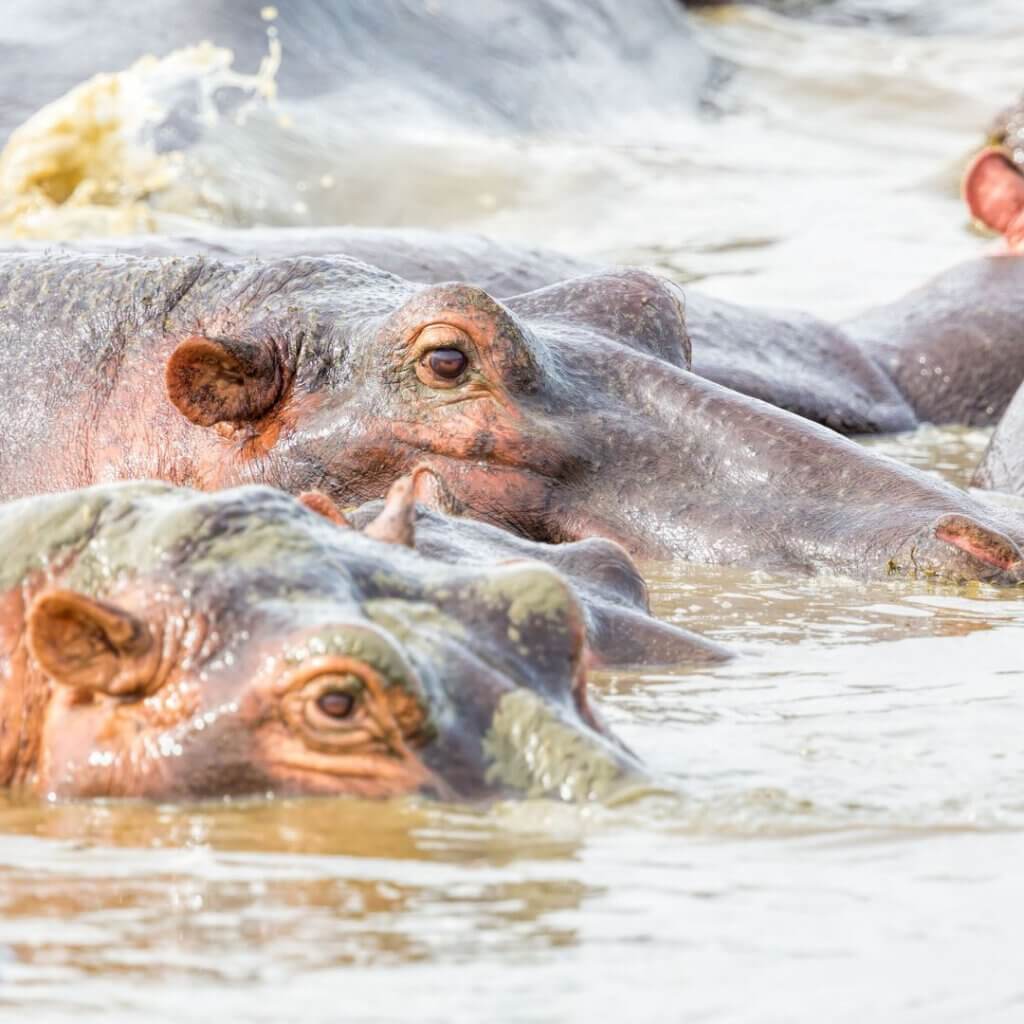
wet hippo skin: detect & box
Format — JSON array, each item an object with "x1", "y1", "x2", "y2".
[
  {"x1": 973, "y1": 380, "x2": 1024, "y2": 498},
  {"x1": 18, "y1": 228, "x2": 1021, "y2": 436},
  {"x1": 0, "y1": 480, "x2": 660, "y2": 802},
  {"x1": 0, "y1": 251, "x2": 1021, "y2": 582}
]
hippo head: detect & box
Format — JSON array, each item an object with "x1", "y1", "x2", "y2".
[
  {"x1": 963, "y1": 147, "x2": 1024, "y2": 251},
  {"x1": 160, "y1": 256, "x2": 1024, "y2": 581},
  {"x1": 8, "y1": 483, "x2": 646, "y2": 802}
]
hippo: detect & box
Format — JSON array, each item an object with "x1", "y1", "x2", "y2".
[
  {"x1": 973, "y1": 381, "x2": 1024, "y2": 498},
  {"x1": 0, "y1": 479, "x2": 668, "y2": 802},
  {"x1": 964, "y1": 147, "x2": 1024, "y2": 253},
  {"x1": 0, "y1": 251, "x2": 1022, "y2": 583},
  {"x1": 18, "y1": 228, "x2": 1024, "y2": 434},
  {"x1": 331, "y1": 470, "x2": 727, "y2": 668},
  {"x1": 0, "y1": 0, "x2": 709, "y2": 141}
]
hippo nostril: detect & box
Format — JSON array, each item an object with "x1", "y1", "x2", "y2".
[{"x1": 932, "y1": 514, "x2": 1024, "y2": 572}]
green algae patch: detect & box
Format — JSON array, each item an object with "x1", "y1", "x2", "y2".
[
  {"x1": 0, "y1": 481, "x2": 171, "y2": 592},
  {"x1": 0, "y1": 481, "x2": 340, "y2": 595},
  {"x1": 362, "y1": 598, "x2": 465, "y2": 647},
  {"x1": 461, "y1": 564, "x2": 577, "y2": 650},
  {"x1": 482, "y1": 689, "x2": 640, "y2": 803},
  {"x1": 282, "y1": 621, "x2": 416, "y2": 694}
]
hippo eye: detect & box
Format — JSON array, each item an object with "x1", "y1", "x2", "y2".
[
  {"x1": 301, "y1": 672, "x2": 365, "y2": 731},
  {"x1": 316, "y1": 689, "x2": 356, "y2": 720},
  {"x1": 424, "y1": 347, "x2": 468, "y2": 381},
  {"x1": 412, "y1": 324, "x2": 473, "y2": 389}
]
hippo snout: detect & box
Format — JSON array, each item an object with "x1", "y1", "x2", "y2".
[{"x1": 893, "y1": 513, "x2": 1024, "y2": 583}]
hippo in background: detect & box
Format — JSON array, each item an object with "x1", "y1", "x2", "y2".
[
  {"x1": 0, "y1": 251, "x2": 1021, "y2": 583},
  {"x1": 16, "y1": 227, "x2": 1023, "y2": 435},
  {"x1": 0, "y1": 480, "x2": 667, "y2": 802},
  {"x1": 0, "y1": 0, "x2": 710, "y2": 142},
  {"x1": 328, "y1": 470, "x2": 727, "y2": 668},
  {"x1": 964, "y1": 147, "x2": 1024, "y2": 253},
  {"x1": 973, "y1": 382, "x2": 1024, "y2": 499}
]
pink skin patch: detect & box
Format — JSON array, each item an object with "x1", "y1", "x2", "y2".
[
  {"x1": 934, "y1": 515, "x2": 1023, "y2": 572},
  {"x1": 962, "y1": 148, "x2": 1024, "y2": 250}
]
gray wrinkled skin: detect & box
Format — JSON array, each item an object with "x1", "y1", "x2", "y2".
[
  {"x1": 845, "y1": 256, "x2": 1024, "y2": 427},
  {"x1": 0, "y1": 481, "x2": 646, "y2": 801},
  {"x1": 347, "y1": 500, "x2": 728, "y2": 667},
  {"x1": 0, "y1": 250, "x2": 1021, "y2": 581},
  {"x1": 19, "y1": 229, "x2": 1022, "y2": 435},
  {"x1": 974, "y1": 380, "x2": 1024, "y2": 497}
]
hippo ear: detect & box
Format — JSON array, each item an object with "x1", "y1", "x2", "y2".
[
  {"x1": 962, "y1": 148, "x2": 1024, "y2": 245},
  {"x1": 166, "y1": 336, "x2": 284, "y2": 427},
  {"x1": 26, "y1": 589, "x2": 156, "y2": 697},
  {"x1": 361, "y1": 466, "x2": 460, "y2": 546},
  {"x1": 297, "y1": 491, "x2": 354, "y2": 527},
  {"x1": 363, "y1": 475, "x2": 419, "y2": 547},
  {"x1": 934, "y1": 514, "x2": 1023, "y2": 572}
]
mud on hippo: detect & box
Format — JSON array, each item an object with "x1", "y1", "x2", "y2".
[
  {"x1": 0, "y1": 251, "x2": 1022, "y2": 583},
  {"x1": 0, "y1": 479, "x2": 715, "y2": 801}
]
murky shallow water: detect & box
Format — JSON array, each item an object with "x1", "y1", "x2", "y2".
[{"x1": 2, "y1": 1, "x2": 1024, "y2": 1021}]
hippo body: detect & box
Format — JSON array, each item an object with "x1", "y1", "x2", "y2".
[
  {"x1": 20, "y1": 228, "x2": 1022, "y2": 435},
  {"x1": 844, "y1": 256, "x2": 1024, "y2": 427},
  {"x1": 344, "y1": 480, "x2": 727, "y2": 668},
  {"x1": 974, "y1": 381, "x2": 1024, "y2": 498},
  {"x1": 0, "y1": 480, "x2": 665, "y2": 802},
  {"x1": 0, "y1": 0, "x2": 709, "y2": 141},
  {"x1": 0, "y1": 250, "x2": 1021, "y2": 582}
]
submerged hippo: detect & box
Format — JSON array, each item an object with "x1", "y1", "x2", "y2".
[
  {"x1": 0, "y1": 480, "x2": 661, "y2": 802},
  {"x1": 328, "y1": 470, "x2": 727, "y2": 668},
  {"x1": 0, "y1": 251, "x2": 1022, "y2": 582},
  {"x1": 0, "y1": 0, "x2": 709, "y2": 141},
  {"x1": 21, "y1": 227, "x2": 1024, "y2": 434},
  {"x1": 974, "y1": 380, "x2": 1024, "y2": 498}
]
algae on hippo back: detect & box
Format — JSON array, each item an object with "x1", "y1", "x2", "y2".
[
  {"x1": 0, "y1": 481, "x2": 349, "y2": 597},
  {"x1": 0, "y1": 481, "x2": 172, "y2": 593}
]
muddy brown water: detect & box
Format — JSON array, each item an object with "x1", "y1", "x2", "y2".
[
  {"x1": 2, "y1": 428, "x2": 1021, "y2": 1023},
  {"x1": 1, "y1": 2, "x2": 1024, "y2": 1022}
]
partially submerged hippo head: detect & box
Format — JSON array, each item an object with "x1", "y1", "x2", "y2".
[
  {"x1": 963, "y1": 147, "x2": 1024, "y2": 250},
  {"x1": 151, "y1": 256, "x2": 1024, "y2": 582},
  {"x1": 0, "y1": 482, "x2": 651, "y2": 802}
]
